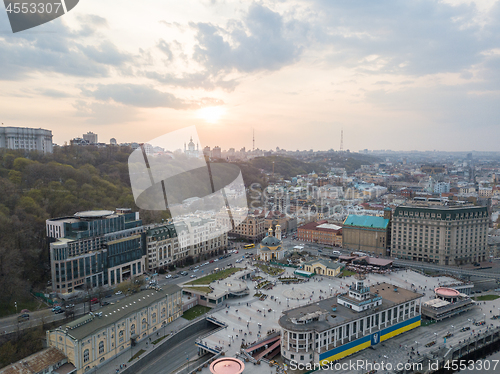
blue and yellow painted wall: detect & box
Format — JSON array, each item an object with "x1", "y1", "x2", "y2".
[{"x1": 319, "y1": 315, "x2": 421, "y2": 365}]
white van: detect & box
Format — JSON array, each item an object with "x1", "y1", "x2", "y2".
[{"x1": 332, "y1": 250, "x2": 341, "y2": 255}]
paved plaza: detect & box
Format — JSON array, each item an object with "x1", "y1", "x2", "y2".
[{"x1": 193, "y1": 264, "x2": 500, "y2": 374}]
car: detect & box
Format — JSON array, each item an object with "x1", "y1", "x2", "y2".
[
  {"x1": 235, "y1": 251, "x2": 239, "y2": 254},
  {"x1": 190, "y1": 275, "x2": 197, "y2": 278},
  {"x1": 101, "y1": 301, "x2": 110, "y2": 306},
  {"x1": 204, "y1": 262, "x2": 209, "y2": 265},
  {"x1": 66, "y1": 304, "x2": 75, "y2": 309},
  {"x1": 52, "y1": 306, "x2": 61, "y2": 312},
  {"x1": 55, "y1": 309, "x2": 65, "y2": 314},
  {"x1": 17, "y1": 314, "x2": 30, "y2": 322},
  {"x1": 165, "y1": 274, "x2": 172, "y2": 279},
  {"x1": 172, "y1": 275, "x2": 179, "y2": 279},
  {"x1": 209, "y1": 260, "x2": 215, "y2": 263},
  {"x1": 318, "y1": 249, "x2": 323, "y2": 253},
  {"x1": 214, "y1": 259, "x2": 219, "y2": 262},
  {"x1": 115, "y1": 291, "x2": 123, "y2": 295},
  {"x1": 180, "y1": 271, "x2": 188, "y2": 276},
  {"x1": 20, "y1": 309, "x2": 30, "y2": 313},
  {"x1": 90, "y1": 297, "x2": 99, "y2": 304},
  {"x1": 195, "y1": 265, "x2": 200, "y2": 269},
  {"x1": 105, "y1": 294, "x2": 112, "y2": 298},
  {"x1": 193, "y1": 269, "x2": 199, "y2": 272}
]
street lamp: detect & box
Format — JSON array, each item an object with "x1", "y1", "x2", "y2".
[
  {"x1": 415, "y1": 341, "x2": 419, "y2": 353},
  {"x1": 185, "y1": 351, "x2": 189, "y2": 374}
]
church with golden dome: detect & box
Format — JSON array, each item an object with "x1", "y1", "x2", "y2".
[{"x1": 257, "y1": 223, "x2": 286, "y2": 262}]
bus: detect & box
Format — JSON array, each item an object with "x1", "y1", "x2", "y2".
[{"x1": 244, "y1": 244, "x2": 255, "y2": 249}]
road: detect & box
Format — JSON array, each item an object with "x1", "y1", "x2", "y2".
[
  {"x1": 0, "y1": 243, "x2": 258, "y2": 334},
  {"x1": 131, "y1": 325, "x2": 215, "y2": 374}
]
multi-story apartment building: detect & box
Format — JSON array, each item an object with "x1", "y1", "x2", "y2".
[
  {"x1": 47, "y1": 209, "x2": 145, "y2": 294},
  {"x1": 0, "y1": 126, "x2": 53, "y2": 153},
  {"x1": 47, "y1": 286, "x2": 182, "y2": 374},
  {"x1": 279, "y1": 277, "x2": 422, "y2": 366},
  {"x1": 222, "y1": 210, "x2": 266, "y2": 242},
  {"x1": 145, "y1": 218, "x2": 228, "y2": 271},
  {"x1": 297, "y1": 220, "x2": 342, "y2": 247},
  {"x1": 390, "y1": 205, "x2": 489, "y2": 265},
  {"x1": 342, "y1": 214, "x2": 391, "y2": 256}
]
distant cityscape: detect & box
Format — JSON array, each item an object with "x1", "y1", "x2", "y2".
[{"x1": 1, "y1": 125, "x2": 500, "y2": 374}]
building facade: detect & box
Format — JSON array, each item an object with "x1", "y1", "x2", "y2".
[
  {"x1": 390, "y1": 205, "x2": 489, "y2": 265},
  {"x1": 47, "y1": 286, "x2": 182, "y2": 374},
  {"x1": 47, "y1": 209, "x2": 145, "y2": 294},
  {"x1": 302, "y1": 259, "x2": 344, "y2": 277},
  {"x1": 0, "y1": 126, "x2": 53, "y2": 153},
  {"x1": 225, "y1": 211, "x2": 266, "y2": 242},
  {"x1": 257, "y1": 225, "x2": 285, "y2": 261},
  {"x1": 297, "y1": 220, "x2": 342, "y2": 247},
  {"x1": 279, "y1": 278, "x2": 423, "y2": 367},
  {"x1": 342, "y1": 215, "x2": 390, "y2": 256}
]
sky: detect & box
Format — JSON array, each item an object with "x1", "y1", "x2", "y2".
[{"x1": 1, "y1": 0, "x2": 500, "y2": 152}]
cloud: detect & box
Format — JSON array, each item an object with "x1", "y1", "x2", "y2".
[
  {"x1": 144, "y1": 71, "x2": 238, "y2": 91},
  {"x1": 82, "y1": 83, "x2": 224, "y2": 110},
  {"x1": 191, "y1": 3, "x2": 305, "y2": 75},
  {"x1": 0, "y1": 15, "x2": 131, "y2": 81},
  {"x1": 36, "y1": 88, "x2": 71, "y2": 98},
  {"x1": 73, "y1": 100, "x2": 141, "y2": 125},
  {"x1": 311, "y1": 0, "x2": 497, "y2": 77},
  {"x1": 157, "y1": 39, "x2": 173, "y2": 61}
]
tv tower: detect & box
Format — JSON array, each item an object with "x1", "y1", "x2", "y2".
[
  {"x1": 340, "y1": 128, "x2": 344, "y2": 152},
  {"x1": 252, "y1": 128, "x2": 255, "y2": 151}
]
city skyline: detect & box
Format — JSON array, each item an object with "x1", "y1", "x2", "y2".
[{"x1": 1, "y1": 1, "x2": 500, "y2": 152}]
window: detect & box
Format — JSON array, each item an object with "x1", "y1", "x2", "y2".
[
  {"x1": 83, "y1": 349, "x2": 89, "y2": 363},
  {"x1": 131, "y1": 324, "x2": 136, "y2": 336},
  {"x1": 99, "y1": 341, "x2": 104, "y2": 354}
]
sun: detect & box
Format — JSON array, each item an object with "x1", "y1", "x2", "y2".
[{"x1": 198, "y1": 106, "x2": 225, "y2": 123}]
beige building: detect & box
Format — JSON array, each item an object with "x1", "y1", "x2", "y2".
[
  {"x1": 391, "y1": 205, "x2": 489, "y2": 265},
  {"x1": 303, "y1": 259, "x2": 344, "y2": 277},
  {"x1": 223, "y1": 211, "x2": 266, "y2": 242},
  {"x1": 47, "y1": 286, "x2": 182, "y2": 374},
  {"x1": 342, "y1": 214, "x2": 391, "y2": 257}
]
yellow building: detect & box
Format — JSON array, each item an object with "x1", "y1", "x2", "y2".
[
  {"x1": 303, "y1": 259, "x2": 344, "y2": 277},
  {"x1": 47, "y1": 285, "x2": 182, "y2": 374}
]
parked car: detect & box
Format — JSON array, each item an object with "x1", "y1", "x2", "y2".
[
  {"x1": 180, "y1": 271, "x2": 188, "y2": 276},
  {"x1": 115, "y1": 291, "x2": 123, "y2": 295},
  {"x1": 101, "y1": 301, "x2": 110, "y2": 306},
  {"x1": 172, "y1": 275, "x2": 180, "y2": 279},
  {"x1": 20, "y1": 309, "x2": 30, "y2": 314},
  {"x1": 52, "y1": 306, "x2": 61, "y2": 312},
  {"x1": 55, "y1": 309, "x2": 65, "y2": 314},
  {"x1": 17, "y1": 314, "x2": 30, "y2": 322},
  {"x1": 209, "y1": 260, "x2": 215, "y2": 263},
  {"x1": 90, "y1": 297, "x2": 99, "y2": 304},
  {"x1": 190, "y1": 275, "x2": 197, "y2": 278},
  {"x1": 165, "y1": 274, "x2": 172, "y2": 279}
]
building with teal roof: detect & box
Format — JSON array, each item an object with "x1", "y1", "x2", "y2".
[{"x1": 342, "y1": 213, "x2": 392, "y2": 257}]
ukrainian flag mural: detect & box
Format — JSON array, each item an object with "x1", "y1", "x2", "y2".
[{"x1": 319, "y1": 315, "x2": 421, "y2": 365}]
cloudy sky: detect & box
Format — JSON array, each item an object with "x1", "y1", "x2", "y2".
[{"x1": 1, "y1": 0, "x2": 500, "y2": 152}]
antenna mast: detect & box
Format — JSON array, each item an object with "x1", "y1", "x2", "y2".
[
  {"x1": 340, "y1": 128, "x2": 344, "y2": 153},
  {"x1": 253, "y1": 128, "x2": 255, "y2": 151}
]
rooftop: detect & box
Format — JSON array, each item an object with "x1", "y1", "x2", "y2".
[
  {"x1": 56, "y1": 285, "x2": 180, "y2": 340},
  {"x1": 343, "y1": 215, "x2": 389, "y2": 230},
  {"x1": 304, "y1": 259, "x2": 344, "y2": 270},
  {"x1": 0, "y1": 348, "x2": 68, "y2": 374},
  {"x1": 279, "y1": 282, "x2": 422, "y2": 332}
]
